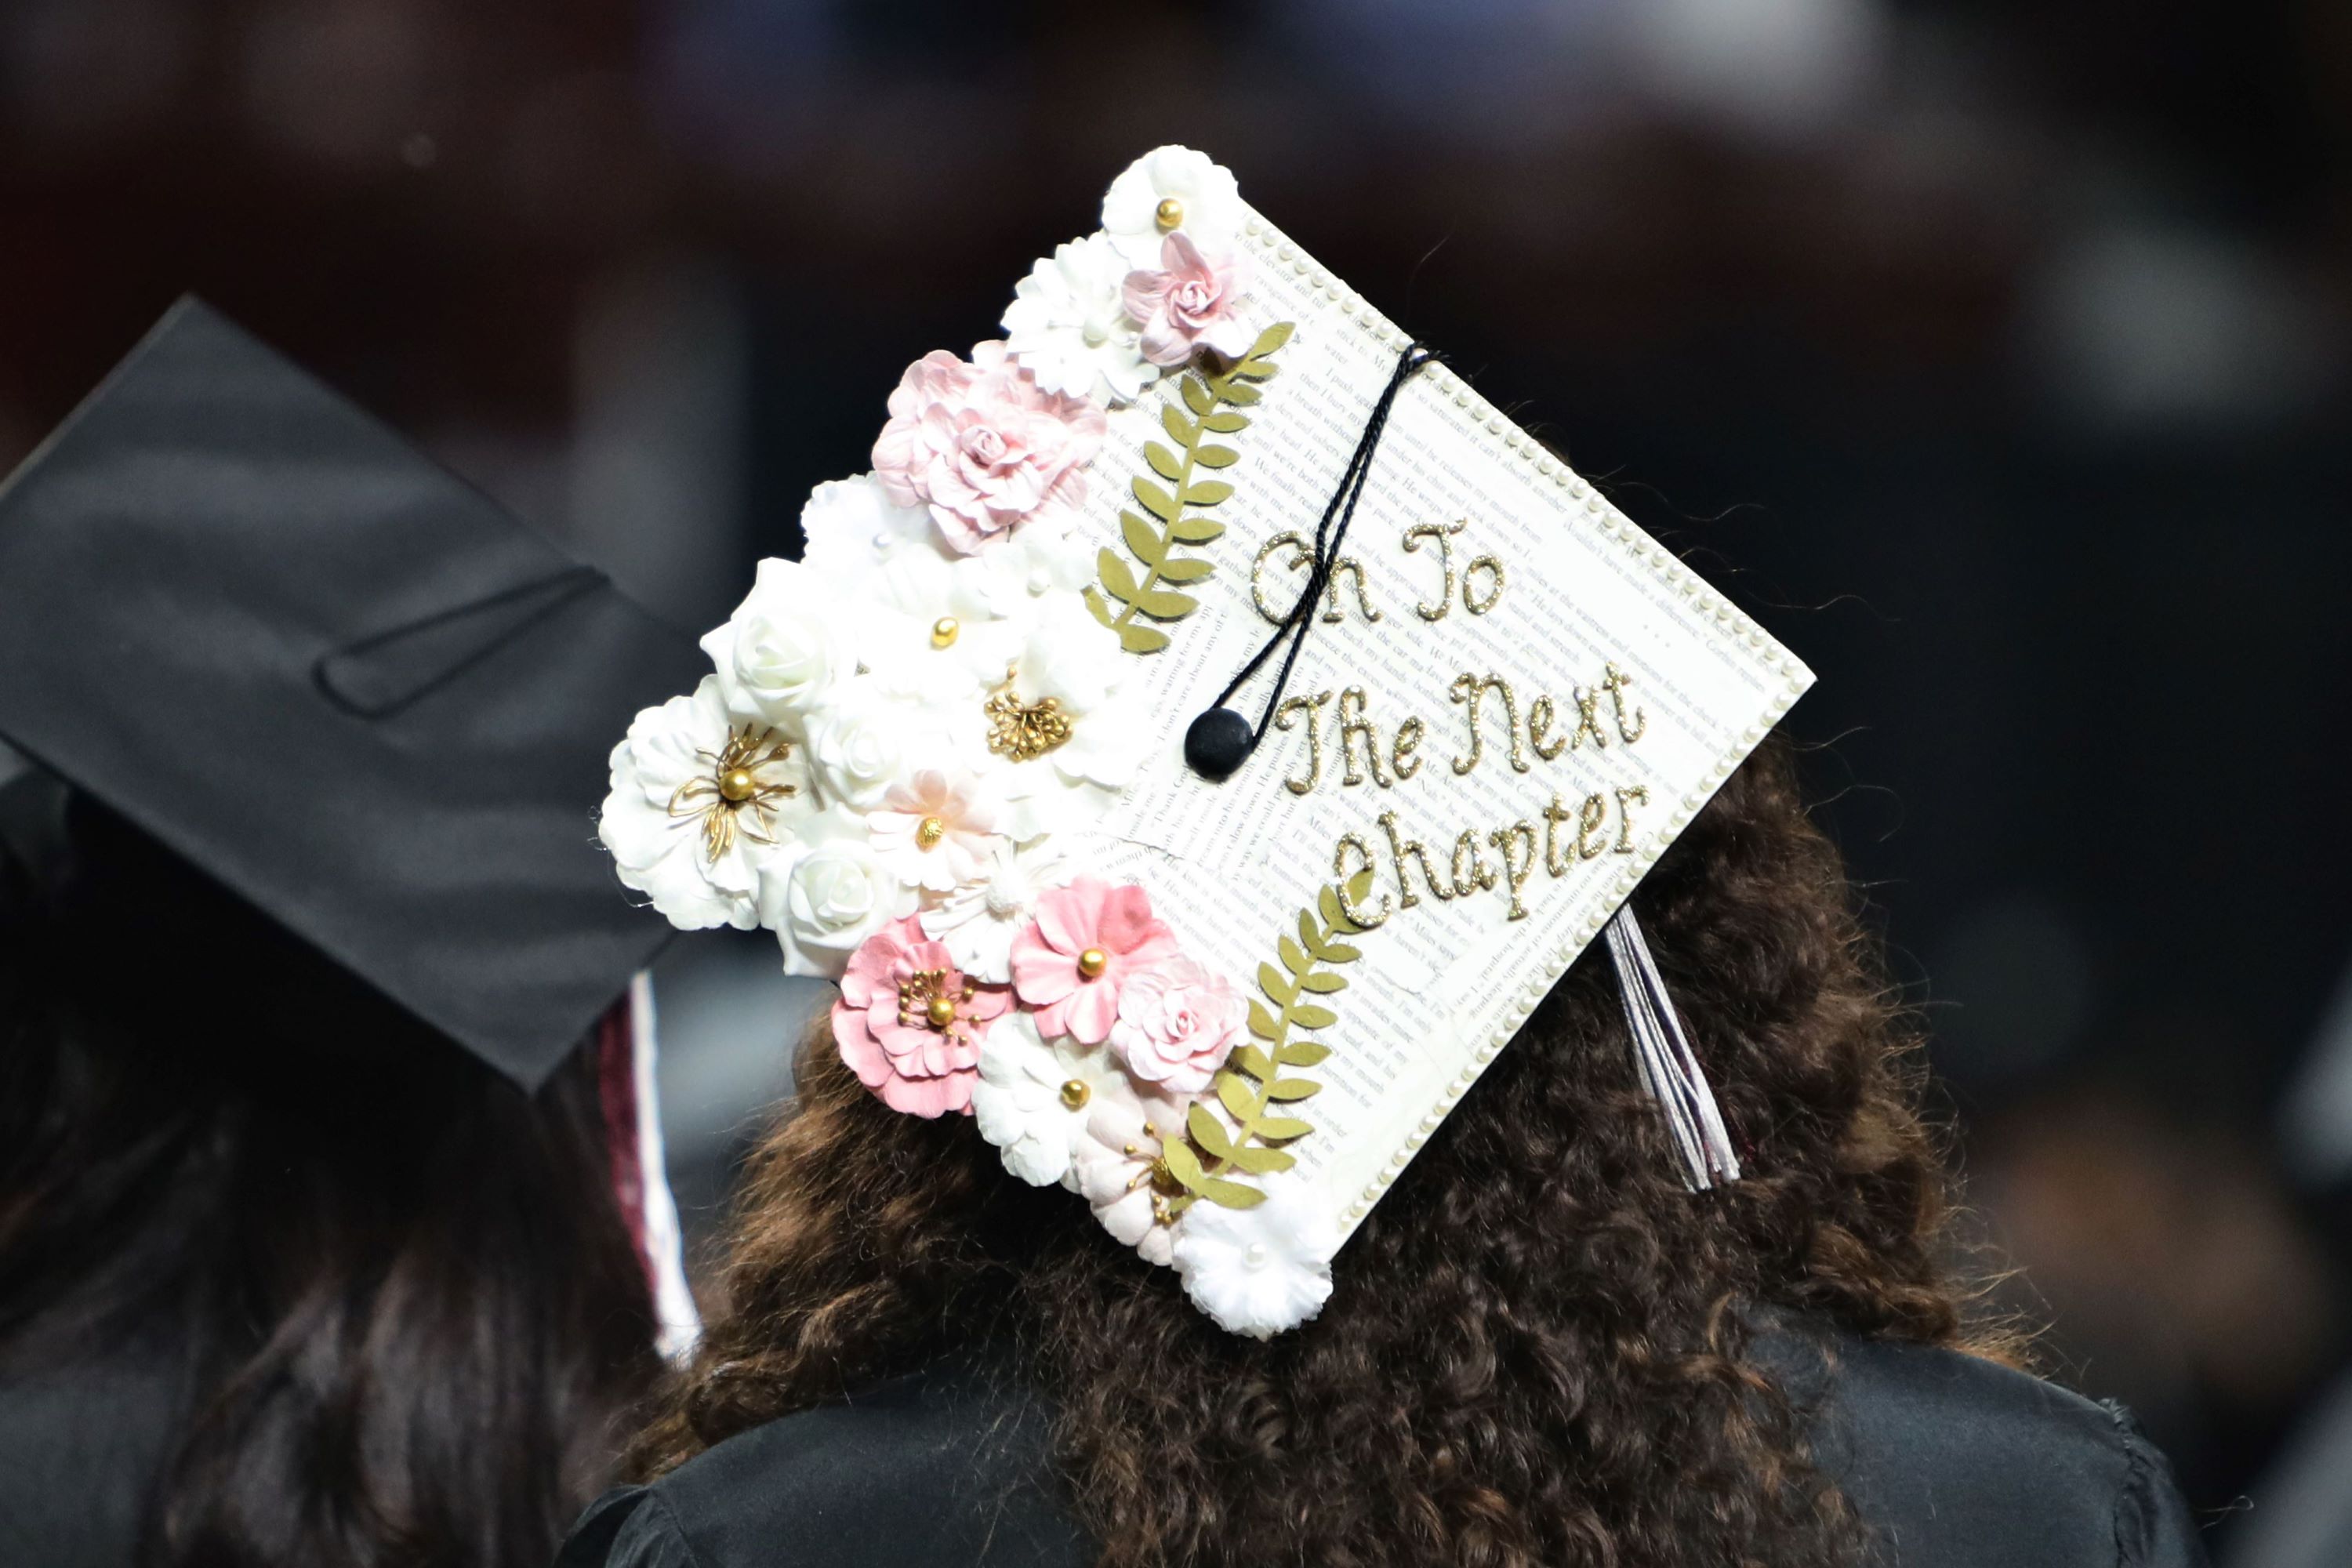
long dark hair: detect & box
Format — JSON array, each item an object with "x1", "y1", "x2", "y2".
[
  {"x1": 632, "y1": 737, "x2": 2009, "y2": 1567},
  {"x1": 0, "y1": 776, "x2": 664, "y2": 1568}
]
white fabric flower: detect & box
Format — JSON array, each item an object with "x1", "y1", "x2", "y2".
[
  {"x1": 951, "y1": 521, "x2": 1095, "y2": 629},
  {"x1": 1002, "y1": 233, "x2": 1156, "y2": 407},
  {"x1": 1071, "y1": 1088, "x2": 1198, "y2": 1267},
  {"x1": 920, "y1": 838, "x2": 1065, "y2": 982},
  {"x1": 1171, "y1": 1177, "x2": 1338, "y2": 1339},
  {"x1": 971, "y1": 1011, "x2": 1174, "y2": 1189},
  {"x1": 983, "y1": 601, "x2": 1148, "y2": 818},
  {"x1": 797, "y1": 474, "x2": 1033, "y2": 700},
  {"x1": 865, "y1": 768, "x2": 1004, "y2": 894},
  {"x1": 758, "y1": 803, "x2": 916, "y2": 978},
  {"x1": 700, "y1": 557, "x2": 855, "y2": 735},
  {"x1": 1101, "y1": 145, "x2": 1244, "y2": 267},
  {"x1": 599, "y1": 677, "x2": 804, "y2": 931},
  {"x1": 798, "y1": 473, "x2": 934, "y2": 583}
]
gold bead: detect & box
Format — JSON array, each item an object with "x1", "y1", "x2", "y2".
[
  {"x1": 1076, "y1": 946, "x2": 1109, "y2": 978},
  {"x1": 930, "y1": 615, "x2": 959, "y2": 648},
  {"x1": 717, "y1": 767, "x2": 758, "y2": 803},
  {"x1": 925, "y1": 994, "x2": 957, "y2": 1028},
  {"x1": 1059, "y1": 1080, "x2": 1091, "y2": 1110},
  {"x1": 1154, "y1": 197, "x2": 1184, "y2": 230},
  {"x1": 914, "y1": 815, "x2": 946, "y2": 850}
]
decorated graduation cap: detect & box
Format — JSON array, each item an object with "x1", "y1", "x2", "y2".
[
  {"x1": 602, "y1": 147, "x2": 1812, "y2": 1338},
  {"x1": 0, "y1": 298, "x2": 709, "y2": 1093}
]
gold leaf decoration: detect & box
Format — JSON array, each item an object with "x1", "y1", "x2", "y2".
[
  {"x1": 1163, "y1": 865, "x2": 1373, "y2": 1214},
  {"x1": 1085, "y1": 323, "x2": 1293, "y2": 655}
]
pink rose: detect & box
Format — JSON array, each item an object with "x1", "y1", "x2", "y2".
[
  {"x1": 871, "y1": 340, "x2": 1107, "y2": 555},
  {"x1": 1108, "y1": 956, "x2": 1246, "y2": 1094},
  {"x1": 1121, "y1": 233, "x2": 1253, "y2": 368},
  {"x1": 1007, "y1": 876, "x2": 1178, "y2": 1045},
  {"x1": 833, "y1": 914, "x2": 1010, "y2": 1117}
]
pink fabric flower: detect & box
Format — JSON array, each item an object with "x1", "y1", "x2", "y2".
[
  {"x1": 1121, "y1": 233, "x2": 1253, "y2": 368},
  {"x1": 1108, "y1": 956, "x2": 1247, "y2": 1094},
  {"x1": 1008, "y1": 876, "x2": 1179, "y2": 1045},
  {"x1": 833, "y1": 914, "x2": 1010, "y2": 1117},
  {"x1": 871, "y1": 339, "x2": 1107, "y2": 555}
]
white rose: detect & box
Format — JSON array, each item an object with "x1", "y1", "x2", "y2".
[
  {"x1": 759, "y1": 804, "x2": 914, "y2": 978},
  {"x1": 804, "y1": 687, "x2": 922, "y2": 811},
  {"x1": 701, "y1": 557, "x2": 852, "y2": 734}
]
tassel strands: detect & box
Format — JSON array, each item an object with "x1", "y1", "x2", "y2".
[{"x1": 1602, "y1": 906, "x2": 1740, "y2": 1190}]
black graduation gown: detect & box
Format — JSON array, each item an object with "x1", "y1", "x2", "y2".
[
  {"x1": 557, "y1": 1325, "x2": 2212, "y2": 1568},
  {"x1": 0, "y1": 1345, "x2": 185, "y2": 1568}
]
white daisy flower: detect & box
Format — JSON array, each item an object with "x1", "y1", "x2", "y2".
[{"x1": 1002, "y1": 232, "x2": 1156, "y2": 407}]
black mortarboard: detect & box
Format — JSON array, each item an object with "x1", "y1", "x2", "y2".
[{"x1": 0, "y1": 299, "x2": 706, "y2": 1088}]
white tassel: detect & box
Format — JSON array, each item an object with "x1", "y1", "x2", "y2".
[{"x1": 1603, "y1": 907, "x2": 1741, "y2": 1190}]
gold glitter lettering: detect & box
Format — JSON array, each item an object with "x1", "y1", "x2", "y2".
[
  {"x1": 1250, "y1": 531, "x2": 1311, "y2": 624},
  {"x1": 1337, "y1": 686, "x2": 1393, "y2": 788},
  {"x1": 1464, "y1": 554, "x2": 1504, "y2": 615},
  {"x1": 1377, "y1": 810, "x2": 1454, "y2": 907},
  {"x1": 1527, "y1": 694, "x2": 1566, "y2": 760},
  {"x1": 1602, "y1": 662, "x2": 1646, "y2": 743},
  {"x1": 1570, "y1": 684, "x2": 1610, "y2": 750},
  {"x1": 1577, "y1": 792, "x2": 1610, "y2": 859},
  {"x1": 1391, "y1": 717, "x2": 1425, "y2": 782},
  {"x1": 1613, "y1": 786, "x2": 1649, "y2": 854},
  {"x1": 1543, "y1": 793, "x2": 1574, "y2": 875},
  {"x1": 1489, "y1": 822, "x2": 1537, "y2": 919},
  {"x1": 1320, "y1": 557, "x2": 1382, "y2": 624},
  {"x1": 1273, "y1": 689, "x2": 1333, "y2": 797},
  {"x1": 1334, "y1": 834, "x2": 1390, "y2": 927},
  {"x1": 1447, "y1": 672, "x2": 1529, "y2": 775},
  {"x1": 1449, "y1": 830, "x2": 1498, "y2": 898},
  {"x1": 1403, "y1": 520, "x2": 1463, "y2": 621}
]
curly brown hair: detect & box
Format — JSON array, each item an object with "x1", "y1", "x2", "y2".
[{"x1": 631, "y1": 737, "x2": 2003, "y2": 1566}]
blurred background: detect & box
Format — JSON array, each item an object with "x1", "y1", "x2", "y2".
[{"x1": 5, "y1": 1, "x2": 2350, "y2": 1559}]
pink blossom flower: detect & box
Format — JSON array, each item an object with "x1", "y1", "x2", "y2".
[
  {"x1": 1121, "y1": 233, "x2": 1253, "y2": 368},
  {"x1": 1108, "y1": 956, "x2": 1247, "y2": 1094},
  {"x1": 1008, "y1": 876, "x2": 1178, "y2": 1045},
  {"x1": 833, "y1": 914, "x2": 1010, "y2": 1117},
  {"x1": 871, "y1": 340, "x2": 1107, "y2": 555}
]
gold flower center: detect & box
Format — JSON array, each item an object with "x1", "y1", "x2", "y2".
[
  {"x1": 1155, "y1": 197, "x2": 1184, "y2": 230},
  {"x1": 984, "y1": 669, "x2": 1073, "y2": 762},
  {"x1": 931, "y1": 615, "x2": 960, "y2": 648},
  {"x1": 898, "y1": 967, "x2": 975, "y2": 1033},
  {"x1": 1059, "y1": 1080, "x2": 1091, "y2": 1110},
  {"x1": 667, "y1": 724, "x2": 797, "y2": 863},
  {"x1": 1076, "y1": 946, "x2": 1108, "y2": 979},
  {"x1": 915, "y1": 815, "x2": 946, "y2": 849}
]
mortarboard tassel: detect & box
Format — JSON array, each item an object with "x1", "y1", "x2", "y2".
[{"x1": 1603, "y1": 906, "x2": 1741, "y2": 1190}]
